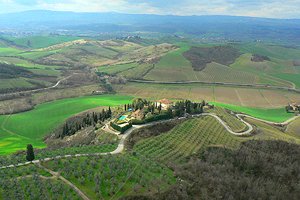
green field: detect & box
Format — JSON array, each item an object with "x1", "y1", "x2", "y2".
[
  {"x1": 212, "y1": 102, "x2": 294, "y2": 123},
  {"x1": 272, "y1": 73, "x2": 300, "y2": 89},
  {"x1": 143, "y1": 43, "x2": 290, "y2": 86},
  {"x1": 236, "y1": 43, "x2": 300, "y2": 60},
  {"x1": 0, "y1": 78, "x2": 35, "y2": 90},
  {"x1": 0, "y1": 47, "x2": 22, "y2": 56},
  {"x1": 0, "y1": 95, "x2": 132, "y2": 155},
  {"x1": 4, "y1": 35, "x2": 81, "y2": 49}
]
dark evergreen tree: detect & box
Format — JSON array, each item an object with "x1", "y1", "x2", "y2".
[{"x1": 26, "y1": 144, "x2": 35, "y2": 161}]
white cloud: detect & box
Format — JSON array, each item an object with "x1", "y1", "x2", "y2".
[
  {"x1": 0, "y1": 0, "x2": 300, "y2": 18},
  {"x1": 36, "y1": 0, "x2": 159, "y2": 14}
]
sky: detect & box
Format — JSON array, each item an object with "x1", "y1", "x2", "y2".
[{"x1": 0, "y1": 0, "x2": 300, "y2": 19}]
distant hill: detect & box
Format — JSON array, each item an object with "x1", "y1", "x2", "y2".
[{"x1": 1, "y1": 10, "x2": 300, "y2": 44}]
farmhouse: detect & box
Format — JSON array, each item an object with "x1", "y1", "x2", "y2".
[
  {"x1": 287, "y1": 103, "x2": 300, "y2": 112},
  {"x1": 156, "y1": 98, "x2": 173, "y2": 110}
]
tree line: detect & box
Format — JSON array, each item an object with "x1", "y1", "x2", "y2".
[{"x1": 58, "y1": 108, "x2": 112, "y2": 138}]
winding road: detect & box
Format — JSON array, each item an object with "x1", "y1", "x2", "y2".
[
  {"x1": 0, "y1": 112, "x2": 298, "y2": 200},
  {"x1": 1, "y1": 112, "x2": 298, "y2": 170},
  {"x1": 0, "y1": 74, "x2": 75, "y2": 98}
]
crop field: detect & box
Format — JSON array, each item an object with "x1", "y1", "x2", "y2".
[
  {"x1": 0, "y1": 56, "x2": 61, "y2": 70},
  {"x1": 4, "y1": 35, "x2": 81, "y2": 49},
  {"x1": 0, "y1": 78, "x2": 35, "y2": 90},
  {"x1": 235, "y1": 43, "x2": 300, "y2": 60},
  {"x1": 144, "y1": 43, "x2": 194, "y2": 81},
  {"x1": 142, "y1": 43, "x2": 292, "y2": 87},
  {"x1": 115, "y1": 82, "x2": 300, "y2": 108},
  {"x1": 43, "y1": 154, "x2": 175, "y2": 199},
  {"x1": 134, "y1": 116, "x2": 246, "y2": 164},
  {"x1": 0, "y1": 95, "x2": 132, "y2": 155},
  {"x1": 212, "y1": 102, "x2": 294, "y2": 123},
  {"x1": 98, "y1": 62, "x2": 155, "y2": 80}
]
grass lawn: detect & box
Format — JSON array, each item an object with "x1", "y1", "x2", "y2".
[
  {"x1": 0, "y1": 95, "x2": 132, "y2": 155},
  {"x1": 212, "y1": 102, "x2": 294, "y2": 123}
]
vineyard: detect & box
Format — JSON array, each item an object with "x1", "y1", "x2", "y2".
[
  {"x1": 133, "y1": 116, "x2": 247, "y2": 164},
  {"x1": 207, "y1": 107, "x2": 248, "y2": 132},
  {"x1": 42, "y1": 154, "x2": 175, "y2": 199}
]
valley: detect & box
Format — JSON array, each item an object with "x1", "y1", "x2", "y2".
[{"x1": 0, "y1": 10, "x2": 300, "y2": 200}]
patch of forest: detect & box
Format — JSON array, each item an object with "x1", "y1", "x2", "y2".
[
  {"x1": 183, "y1": 46, "x2": 242, "y2": 71},
  {"x1": 251, "y1": 54, "x2": 271, "y2": 62},
  {"x1": 124, "y1": 140, "x2": 300, "y2": 200}
]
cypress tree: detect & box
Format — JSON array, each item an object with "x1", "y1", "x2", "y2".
[{"x1": 26, "y1": 144, "x2": 35, "y2": 161}]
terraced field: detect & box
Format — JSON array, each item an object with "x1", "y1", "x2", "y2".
[{"x1": 0, "y1": 95, "x2": 132, "y2": 155}]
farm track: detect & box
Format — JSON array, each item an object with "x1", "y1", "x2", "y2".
[
  {"x1": 0, "y1": 74, "x2": 76, "y2": 97},
  {"x1": 129, "y1": 79, "x2": 300, "y2": 93},
  {"x1": 1, "y1": 112, "x2": 299, "y2": 171},
  {"x1": 37, "y1": 163, "x2": 90, "y2": 200}
]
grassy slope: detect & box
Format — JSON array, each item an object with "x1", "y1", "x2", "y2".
[
  {"x1": 272, "y1": 73, "x2": 300, "y2": 88},
  {"x1": 230, "y1": 53, "x2": 294, "y2": 87},
  {"x1": 144, "y1": 43, "x2": 193, "y2": 81},
  {"x1": 0, "y1": 95, "x2": 132, "y2": 155},
  {"x1": 0, "y1": 78, "x2": 34, "y2": 90},
  {"x1": 233, "y1": 43, "x2": 300, "y2": 88},
  {"x1": 98, "y1": 63, "x2": 139, "y2": 74},
  {"x1": 285, "y1": 118, "x2": 300, "y2": 139},
  {"x1": 144, "y1": 43, "x2": 286, "y2": 86},
  {"x1": 236, "y1": 43, "x2": 300, "y2": 60},
  {"x1": 0, "y1": 47, "x2": 22, "y2": 56},
  {"x1": 212, "y1": 102, "x2": 294, "y2": 123},
  {"x1": 5, "y1": 35, "x2": 81, "y2": 49}
]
